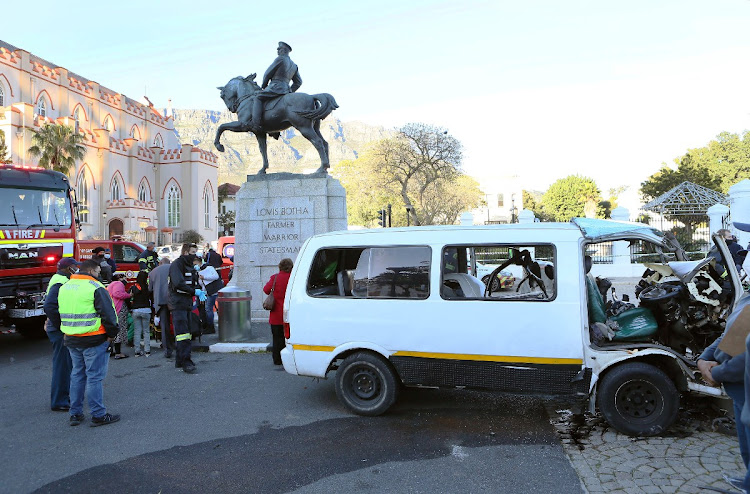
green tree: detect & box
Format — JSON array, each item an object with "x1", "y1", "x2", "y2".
[
  {"x1": 181, "y1": 229, "x2": 203, "y2": 244},
  {"x1": 541, "y1": 175, "x2": 604, "y2": 222},
  {"x1": 28, "y1": 123, "x2": 86, "y2": 175},
  {"x1": 334, "y1": 125, "x2": 482, "y2": 227},
  {"x1": 640, "y1": 156, "x2": 721, "y2": 203},
  {"x1": 522, "y1": 190, "x2": 554, "y2": 222},
  {"x1": 217, "y1": 210, "x2": 235, "y2": 235},
  {"x1": 0, "y1": 129, "x2": 11, "y2": 164},
  {"x1": 372, "y1": 123, "x2": 463, "y2": 226}
]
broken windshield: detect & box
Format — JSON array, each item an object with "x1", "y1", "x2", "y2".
[{"x1": 571, "y1": 218, "x2": 666, "y2": 244}]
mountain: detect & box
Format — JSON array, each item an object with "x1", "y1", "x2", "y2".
[{"x1": 168, "y1": 109, "x2": 390, "y2": 184}]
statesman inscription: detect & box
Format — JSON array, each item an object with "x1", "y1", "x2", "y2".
[{"x1": 249, "y1": 197, "x2": 314, "y2": 265}]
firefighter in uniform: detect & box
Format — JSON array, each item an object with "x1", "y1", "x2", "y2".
[
  {"x1": 137, "y1": 241, "x2": 159, "y2": 273},
  {"x1": 168, "y1": 243, "x2": 206, "y2": 374},
  {"x1": 43, "y1": 257, "x2": 80, "y2": 411},
  {"x1": 58, "y1": 259, "x2": 120, "y2": 426}
]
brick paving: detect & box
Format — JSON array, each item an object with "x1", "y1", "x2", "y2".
[{"x1": 548, "y1": 401, "x2": 746, "y2": 493}]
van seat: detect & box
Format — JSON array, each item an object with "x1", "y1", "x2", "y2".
[
  {"x1": 337, "y1": 270, "x2": 354, "y2": 296},
  {"x1": 444, "y1": 273, "x2": 485, "y2": 298}
]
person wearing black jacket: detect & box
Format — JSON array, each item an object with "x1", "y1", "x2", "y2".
[
  {"x1": 130, "y1": 270, "x2": 153, "y2": 356},
  {"x1": 168, "y1": 243, "x2": 205, "y2": 374},
  {"x1": 137, "y1": 242, "x2": 158, "y2": 273},
  {"x1": 43, "y1": 257, "x2": 80, "y2": 412}
]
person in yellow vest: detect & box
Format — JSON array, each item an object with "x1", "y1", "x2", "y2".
[
  {"x1": 58, "y1": 259, "x2": 121, "y2": 426},
  {"x1": 42, "y1": 257, "x2": 80, "y2": 412}
]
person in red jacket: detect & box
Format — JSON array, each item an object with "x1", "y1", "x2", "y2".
[{"x1": 263, "y1": 258, "x2": 293, "y2": 365}]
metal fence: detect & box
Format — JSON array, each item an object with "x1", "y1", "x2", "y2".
[
  {"x1": 587, "y1": 241, "x2": 613, "y2": 264},
  {"x1": 636, "y1": 212, "x2": 711, "y2": 257}
]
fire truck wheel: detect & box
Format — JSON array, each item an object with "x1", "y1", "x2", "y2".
[{"x1": 12, "y1": 317, "x2": 47, "y2": 339}]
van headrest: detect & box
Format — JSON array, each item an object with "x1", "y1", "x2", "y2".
[
  {"x1": 585, "y1": 255, "x2": 593, "y2": 274},
  {"x1": 544, "y1": 264, "x2": 554, "y2": 280}
]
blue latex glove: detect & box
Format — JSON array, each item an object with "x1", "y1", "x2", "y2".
[{"x1": 194, "y1": 289, "x2": 207, "y2": 302}]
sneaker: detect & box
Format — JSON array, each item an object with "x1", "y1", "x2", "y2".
[
  {"x1": 144, "y1": 352, "x2": 150, "y2": 357},
  {"x1": 134, "y1": 351, "x2": 142, "y2": 357},
  {"x1": 90, "y1": 413, "x2": 120, "y2": 427},
  {"x1": 724, "y1": 473, "x2": 746, "y2": 492},
  {"x1": 69, "y1": 414, "x2": 84, "y2": 426}
]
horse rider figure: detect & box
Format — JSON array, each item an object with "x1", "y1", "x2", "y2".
[{"x1": 249, "y1": 41, "x2": 303, "y2": 134}]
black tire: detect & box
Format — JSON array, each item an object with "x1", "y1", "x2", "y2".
[
  {"x1": 335, "y1": 352, "x2": 399, "y2": 416},
  {"x1": 481, "y1": 275, "x2": 501, "y2": 292},
  {"x1": 598, "y1": 362, "x2": 679, "y2": 437},
  {"x1": 11, "y1": 316, "x2": 47, "y2": 339}
]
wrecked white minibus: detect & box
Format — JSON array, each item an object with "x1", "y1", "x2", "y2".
[{"x1": 280, "y1": 219, "x2": 744, "y2": 436}]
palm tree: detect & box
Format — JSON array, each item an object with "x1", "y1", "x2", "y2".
[{"x1": 28, "y1": 123, "x2": 86, "y2": 175}]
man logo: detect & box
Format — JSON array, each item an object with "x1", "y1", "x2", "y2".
[{"x1": 17, "y1": 244, "x2": 29, "y2": 250}]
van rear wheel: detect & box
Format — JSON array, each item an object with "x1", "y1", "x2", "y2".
[
  {"x1": 598, "y1": 362, "x2": 679, "y2": 437},
  {"x1": 335, "y1": 352, "x2": 399, "y2": 416}
]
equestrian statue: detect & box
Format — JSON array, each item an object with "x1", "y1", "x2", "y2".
[{"x1": 214, "y1": 42, "x2": 339, "y2": 175}]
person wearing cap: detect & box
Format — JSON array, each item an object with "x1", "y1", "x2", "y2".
[
  {"x1": 42, "y1": 257, "x2": 80, "y2": 412},
  {"x1": 91, "y1": 246, "x2": 116, "y2": 283},
  {"x1": 137, "y1": 242, "x2": 158, "y2": 273},
  {"x1": 58, "y1": 259, "x2": 120, "y2": 427},
  {"x1": 249, "y1": 41, "x2": 302, "y2": 133}
]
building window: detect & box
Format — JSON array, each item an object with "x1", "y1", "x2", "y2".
[
  {"x1": 204, "y1": 186, "x2": 211, "y2": 229},
  {"x1": 138, "y1": 181, "x2": 149, "y2": 202},
  {"x1": 37, "y1": 97, "x2": 46, "y2": 117},
  {"x1": 167, "y1": 184, "x2": 181, "y2": 227},
  {"x1": 497, "y1": 194, "x2": 504, "y2": 208},
  {"x1": 103, "y1": 115, "x2": 114, "y2": 132},
  {"x1": 153, "y1": 134, "x2": 163, "y2": 148},
  {"x1": 111, "y1": 178, "x2": 121, "y2": 201},
  {"x1": 130, "y1": 125, "x2": 140, "y2": 139},
  {"x1": 74, "y1": 107, "x2": 83, "y2": 132},
  {"x1": 77, "y1": 173, "x2": 89, "y2": 223},
  {"x1": 0, "y1": 85, "x2": 4, "y2": 106}
]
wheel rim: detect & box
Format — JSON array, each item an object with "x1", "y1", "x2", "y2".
[
  {"x1": 615, "y1": 379, "x2": 663, "y2": 421},
  {"x1": 348, "y1": 366, "x2": 381, "y2": 401}
]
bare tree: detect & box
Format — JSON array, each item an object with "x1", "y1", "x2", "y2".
[{"x1": 372, "y1": 123, "x2": 463, "y2": 226}]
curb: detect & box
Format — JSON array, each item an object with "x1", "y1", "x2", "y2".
[{"x1": 208, "y1": 342, "x2": 270, "y2": 353}]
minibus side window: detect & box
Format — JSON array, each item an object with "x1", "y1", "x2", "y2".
[
  {"x1": 442, "y1": 244, "x2": 556, "y2": 301},
  {"x1": 352, "y1": 246, "x2": 431, "y2": 299}
]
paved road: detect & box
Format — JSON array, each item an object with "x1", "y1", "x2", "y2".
[{"x1": 0, "y1": 332, "x2": 584, "y2": 494}]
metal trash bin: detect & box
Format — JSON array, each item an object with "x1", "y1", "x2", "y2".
[{"x1": 217, "y1": 286, "x2": 253, "y2": 342}]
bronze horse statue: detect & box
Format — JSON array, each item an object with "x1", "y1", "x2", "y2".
[{"x1": 215, "y1": 74, "x2": 339, "y2": 174}]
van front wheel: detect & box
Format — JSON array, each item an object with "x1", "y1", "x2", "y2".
[
  {"x1": 598, "y1": 362, "x2": 679, "y2": 437},
  {"x1": 335, "y1": 352, "x2": 399, "y2": 416}
]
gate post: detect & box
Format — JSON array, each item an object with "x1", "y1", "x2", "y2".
[{"x1": 729, "y1": 179, "x2": 750, "y2": 248}]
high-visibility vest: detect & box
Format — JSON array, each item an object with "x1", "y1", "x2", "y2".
[
  {"x1": 58, "y1": 274, "x2": 109, "y2": 336},
  {"x1": 46, "y1": 273, "x2": 69, "y2": 295}
]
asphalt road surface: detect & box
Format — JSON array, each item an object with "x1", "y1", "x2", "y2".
[{"x1": 0, "y1": 331, "x2": 584, "y2": 494}]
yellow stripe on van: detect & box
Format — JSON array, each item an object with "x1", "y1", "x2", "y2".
[
  {"x1": 293, "y1": 344, "x2": 336, "y2": 352},
  {"x1": 392, "y1": 351, "x2": 582, "y2": 366},
  {"x1": 0, "y1": 238, "x2": 74, "y2": 245}
]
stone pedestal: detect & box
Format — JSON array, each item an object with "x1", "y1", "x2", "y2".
[
  {"x1": 232, "y1": 173, "x2": 347, "y2": 321},
  {"x1": 610, "y1": 207, "x2": 631, "y2": 265},
  {"x1": 729, "y1": 179, "x2": 750, "y2": 248}
]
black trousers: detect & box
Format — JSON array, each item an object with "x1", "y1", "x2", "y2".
[
  {"x1": 158, "y1": 305, "x2": 174, "y2": 356},
  {"x1": 271, "y1": 324, "x2": 285, "y2": 365},
  {"x1": 171, "y1": 310, "x2": 192, "y2": 367}
]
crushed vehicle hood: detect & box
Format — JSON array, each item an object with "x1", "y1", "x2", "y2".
[{"x1": 571, "y1": 218, "x2": 669, "y2": 246}]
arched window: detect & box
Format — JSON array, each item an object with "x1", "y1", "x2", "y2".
[
  {"x1": 0, "y1": 85, "x2": 4, "y2": 107},
  {"x1": 204, "y1": 185, "x2": 211, "y2": 229},
  {"x1": 167, "y1": 184, "x2": 181, "y2": 227},
  {"x1": 138, "y1": 180, "x2": 149, "y2": 202},
  {"x1": 130, "y1": 125, "x2": 140, "y2": 140},
  {"x1": 37, "y1": 97, "x2": 46, "y2": 117},
  {"x1": 103, "y1": 115, "x2": 114, "y2": 132},
  {"x1": 74, "y1": 107, "x2": 83, "y2": 132},
  {"x1": 111, "y1": 178, "x2": 121, "y2": 201},
  {"x1": 153, "y1": 134, "x2": 163, "y2": 148},
  {"x1": 77, "y1": 173, "x2": 89, "y2": 223}
]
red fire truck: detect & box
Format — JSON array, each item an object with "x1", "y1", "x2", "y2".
[{"x1": 0, "y1": 165, "x2": 78, "y2": 337}]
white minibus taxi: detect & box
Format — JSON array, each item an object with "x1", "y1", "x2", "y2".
[{"x1": 280, "y1": 219, "x2": 743, "y2": 436}]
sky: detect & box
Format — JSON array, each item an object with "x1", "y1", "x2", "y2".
[{"x1": 5, "y1": 0, "x2": 750, "y2": 210}]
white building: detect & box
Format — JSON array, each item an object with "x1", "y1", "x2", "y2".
[
  {"x1": 470, "y1": 174, "x2": 525, "y2": 224},
  {"x1": 0, "y1": 40, "x2": 218, "y2": 244}
]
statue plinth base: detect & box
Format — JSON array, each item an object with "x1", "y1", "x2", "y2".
[{"x1": 231, "y1": 174, "x2": 347, "y2": 321}]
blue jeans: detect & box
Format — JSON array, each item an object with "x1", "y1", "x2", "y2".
[
  {"x1": 132, "y1": 310, "x2": 151, "y2": 353},
  {"x1": 47, "y1": 328, "x2": 72, "y2": 409},
  {"x1": 724, "y1": 382, "x2": 750, "y2": 484},
  {"x1": 206, "y1": 293, "x2": 218, "y2": 327},
  {"x1": 68, "y1": 340, "x2": 109, "y2": 418}
]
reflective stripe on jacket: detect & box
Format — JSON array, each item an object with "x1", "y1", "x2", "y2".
[{"x1": 58, "y1": 275, "x2": 111, "y2": 336}]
